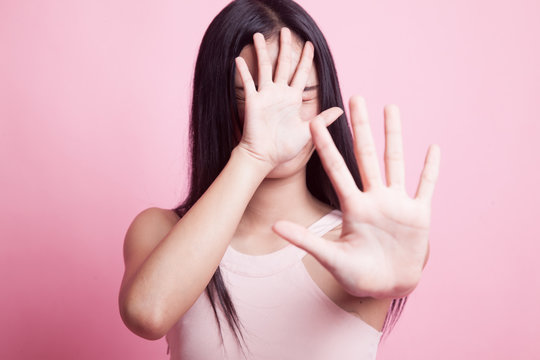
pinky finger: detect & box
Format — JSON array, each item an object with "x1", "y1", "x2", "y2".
[
  {"x1": 415, "y1": 144, "x2": 441, "y2": 203},
  {"x1": 235, "y1": 56, "x2": 256, "y2": 96}
]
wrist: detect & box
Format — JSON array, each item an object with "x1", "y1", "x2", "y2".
[{"x1": 231, "y1": 145, "x2": 275, "y2": 177}]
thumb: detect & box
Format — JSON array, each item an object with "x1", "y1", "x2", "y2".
[
  {"x1": 272, "y1": 220, "x2": 338, "y2": 269},
  {"x1": 314, "y1": 107, "x2": 343, "y2": 127}
]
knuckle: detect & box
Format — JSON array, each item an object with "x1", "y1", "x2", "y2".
[
  {"x1": 357, "y1": 144, "x2": 376, "y2": 157},
  {"x1": 328, "y1": 158, "x2": 345, "y2": 172},
  {"x1": 259, "y1": 57, "x2": 271, "y2": 67},
  {"x1": 385, "y1": 150, "x2": 403, "y2": 162},
  {"x1": 318, "y1": 139, "x2": 331, "y2": 152}
]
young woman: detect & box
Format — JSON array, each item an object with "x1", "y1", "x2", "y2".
[{"x1": 118, "y1": 0, "x2": 441, "y2": 359}]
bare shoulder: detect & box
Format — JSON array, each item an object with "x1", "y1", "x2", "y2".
[
  {"x1": 118, "y1": 207, "x2": 181, "y2": 332},
  {"x1": 121, "y1": 207, "x2": 180, "y2": 287},
  {"x1": 130, "y1": 207, "x2": 180, "y2": 230},
  {"x1": 303, "y1": 222, "x2": 392, "y2": 332},
  {"x1": 124, "y1": 207, "x2": 180, "y2": 253}
]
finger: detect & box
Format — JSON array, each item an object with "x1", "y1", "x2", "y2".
[
  {"x1": 290, "y1": 41, "x2": 314, "y2": 90},
  {"x1": 318, "y1": 106, "x2": 342, "y2": 127},
  {"x1": 310, "y1": 109, "x2": 360, "y2": 202},
  {"x1": 235, "y1": 56, "x2": 256, "y2": 96},
  {"x1": 415, "y1": 144, "x2": 441, "y2": 203},
  {"x1": 350, "y1": 95, "x2": 383, "y2": 190},
  {"x1": 384, "y1": 104, "x2": 406, "y2": 189},
  {"x1": 253, "y1": 33, "x2": 273, "y2": 87},
  {"x1": 272, "y1": 220, "x2": 339, "y2": 270},
  {"x1": 274, "y1": 27, "x2": 292, "y2": 84}
]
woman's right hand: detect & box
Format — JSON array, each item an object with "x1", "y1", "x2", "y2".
[{"x1": 234, "y1": 27, "x2": 343, "y2": 169}]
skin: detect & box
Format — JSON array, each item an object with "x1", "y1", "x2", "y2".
[
  {"x1": 118, "y1": 27, "x2": 440, "y2": 340},
  {"x1": 234, "y1": 27, "x2": 441, "y2": 324},
  {"x1": 234, "y1": 31, "x2": 321, "y2": 179},
  {"x1": 232, "y1": 29, "x2": 337, "y2": 253}
]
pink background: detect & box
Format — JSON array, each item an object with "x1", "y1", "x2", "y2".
[{"x1": 1, "y1": 0, "x2": 539, "y2": 358}]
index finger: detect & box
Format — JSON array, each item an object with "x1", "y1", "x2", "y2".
[{"x1": 310, "y1": 111, "x2": 360, "y2": 204}]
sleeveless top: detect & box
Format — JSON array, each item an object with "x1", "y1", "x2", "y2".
[{"x1": 165, "y1": 209, "x2": 382, "y2": 359}]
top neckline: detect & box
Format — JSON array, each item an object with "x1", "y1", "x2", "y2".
[{"x1": 221, "y1": 209, "x2": 343, "y2": 277}]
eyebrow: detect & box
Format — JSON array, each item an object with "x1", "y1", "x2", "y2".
[{"x1": 235, "y1": 84, "x2": 320, "y2": 92}]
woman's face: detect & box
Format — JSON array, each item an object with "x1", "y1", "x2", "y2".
[{"x1": 233, "y1": 31, "x2": 320, "y2": 178}]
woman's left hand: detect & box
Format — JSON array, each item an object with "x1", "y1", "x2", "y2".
[{"x1": 272, "y1": 95, "x2": 441, "y2": 299}]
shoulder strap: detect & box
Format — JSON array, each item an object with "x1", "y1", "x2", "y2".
[{"x1": 307, "y1": 209, "x2": 343, "y2": 237}]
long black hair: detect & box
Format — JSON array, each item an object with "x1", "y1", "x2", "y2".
[{"x1": 172, "y1": 0, "x2": 407, "y2": 353}]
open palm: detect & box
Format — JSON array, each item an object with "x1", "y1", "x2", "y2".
[
  {"x1": 235, "y1": 29, "x2": 343, "y2": 168},
  {"x1": 272, "y1": 96, "x2": 441, "y2": 299}
]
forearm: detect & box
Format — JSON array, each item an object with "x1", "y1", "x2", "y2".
[{"x1": 124, "y1": 146, "x2": 272, "y2": 337}]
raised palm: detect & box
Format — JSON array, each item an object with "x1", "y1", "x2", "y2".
[
  {"x1": 235, "y1": 29, "x2": 342, "y2": 168},
  {"x1": 273, "y1": 96, "x2": 441, "y2": 299}
]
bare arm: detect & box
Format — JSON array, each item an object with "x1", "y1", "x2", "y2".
[
  {"x1": 119, "y1": 28, "x2": 343, "y2": 341},
  {"x1": 118, "y1": 146, "x2": 272, "y2": 340}
]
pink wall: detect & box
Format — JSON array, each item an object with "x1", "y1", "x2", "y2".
[{"x1": 1, "y1": 0, "x2": 538, "y2": 358}]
